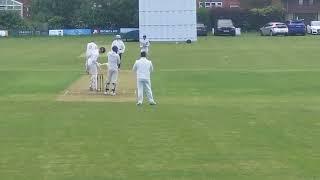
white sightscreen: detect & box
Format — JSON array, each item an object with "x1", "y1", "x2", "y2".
[{"x1": 139, "y1": 0, "x2": 197, "y2": 42}]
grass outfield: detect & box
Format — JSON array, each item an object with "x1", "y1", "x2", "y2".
[{"x1": 0, "y1": 34, "x2": 320, "y2": 180}]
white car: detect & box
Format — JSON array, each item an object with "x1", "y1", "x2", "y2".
[
  {"x1": 260, "y1": 22, "x2": 289, "y2": 36},
  {"x1": 307, "y1": 21, "x2": 320, "y2": 35}
]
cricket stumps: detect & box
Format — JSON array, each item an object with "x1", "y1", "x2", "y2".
[{"x1": 97, "y1": 74, "x2": 104, "y2": 92}]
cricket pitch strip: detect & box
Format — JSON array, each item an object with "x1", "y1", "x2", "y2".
[{"x1": 57, "y1": 70, "x2": 136, "y2": 102}]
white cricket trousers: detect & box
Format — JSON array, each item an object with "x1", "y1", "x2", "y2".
[
  {"x1": 107, "y1": 69, "x2": 119, "y2": 84},
  {"x1": 141, "y1": 48, "x2": 149, "y2": 54},
  {"x1": 137, "y1": 79, "x2": 155, "y2": 104},
  {"x1": 88, "y1": 64, "x2": 98, "y2": 90},
  {"x1": 105, "y1": 69, "x2": 119, "y2": 93}
]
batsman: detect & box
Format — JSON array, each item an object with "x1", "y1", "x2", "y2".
[
  {"x1": 87, "y1": 47, "x2": 105, "y2": 91},
  {"x1": 104, "y1": 46, "x2": 121, "y2": 96}
]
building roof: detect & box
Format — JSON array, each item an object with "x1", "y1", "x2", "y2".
[
  {"x1": 16, "y1": 0, "x2": 31, "y2": 5},
  {"x1": 0, "y1": 0, "x2": 22, "y2": 5}
]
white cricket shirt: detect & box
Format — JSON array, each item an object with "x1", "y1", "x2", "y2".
[
  {"x1": 107, "y1": 51, "x2": 121, "y2": 70},
  {"x1": 87, "y1": 49, "x2": 99, "y2": 66},
  {"x1": 140, "y1": 39, "x2": 150, "y2": 52},
  {"x1": 111, "y1": 40, "x2": 126, "y2": 54},
  {"x1": 132, "y1": 57, "x2": 154, "y2": 80}
]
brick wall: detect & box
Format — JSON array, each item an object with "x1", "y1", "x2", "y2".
[
  {"x1": 17, "y1": 0, "x2": 31, "y2": 17},
  {"x1": 224, "y1": 0, "x2": 240, "y2": 8}
]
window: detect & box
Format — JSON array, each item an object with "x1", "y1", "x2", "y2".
[
  {"x1": 207, "y1": 2, "x2": 223, "y2": 8},
  {"x1": 216, "y1": 2, "x2": 223, "y2": 7},
  {"x1": 264, "y1": 23, "x2": 272, "y2": 27},
  {"x1": 201, "y1": 1, "x2": 223, "y2": 8},
  {"x1": 309, "y1": 0, "x2": 314, "y2": 5},
  {"x1": 0, "y1": 0, "x2": 22, "y2": 16},
  {"x1": 230, "y1": 4, "x2": 240, "y2": 8},
  {"x1": 299, "y1": 0, "x2": 303, "y2": 5}
]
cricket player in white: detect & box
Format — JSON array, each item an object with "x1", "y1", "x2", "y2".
[
  {"x1": 111, "y1": 35, "x2": 126, "y2": 62},
  {"x1": 85, "y1": 41, "x2": 98, "y2": 73},
  {"x1": 104, "y1": 46, "x2": 121, "y2": 96},
  {"x1": 87, "y1": 47, "x2": 105, "y2": 91},
  {"x1": 140, "y1": 35, "x2": 150, "y2": 53},
  {"x1": 132, "y1": 52, "x2": 156, "y2": 106}
]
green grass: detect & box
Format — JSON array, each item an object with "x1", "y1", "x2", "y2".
[{"x1": 0, "y1": 34, "x2": 320, "y2": 180}]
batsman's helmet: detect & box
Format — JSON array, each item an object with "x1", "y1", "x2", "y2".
[
  {"x1": 141, "y1": 51, "x2": 146, "y2": 57},
  {"x1": 112, "y1": 46, "x2": 118, "y2": 53}
]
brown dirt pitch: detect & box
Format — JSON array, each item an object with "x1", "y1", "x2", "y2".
[{"x1": 57, "y1": 70, "x2": 136, "y2": 102}]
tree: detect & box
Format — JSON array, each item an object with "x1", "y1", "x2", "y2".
[
  {"x1": 80, "y1": 0, "x2": 138, "y2": 28},
  {"x1": 31, "y1": 0, "x2": 139, "y2": 28},
  {"x1": 31, "y1": 0, "x2": 85, "y2": 28},
  {"x1": 240, "y1": 0, "x2": 272, "y2": 9},
  {"x1": 0, "y1": 11, "x2": 26, "y2": 29},
  {"x1": 197, "y1": 8, "x2": 210, "y2": 26},
  {"x1": 48, "y1": 16, "x2": 65, "y2": 29}
]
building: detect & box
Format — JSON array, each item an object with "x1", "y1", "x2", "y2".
[
  {"x1": 197, "y1": 0, "x2": 240, "y2": 8},
  {"x1": 0, "y1": 0, "x2": 30, "y2": 17},
  {"x1": 280, "y1": 0, "x2": 320, "y2": 22},
  {"x1": 139, "y1": 0, "x2": 197, "y2": 42},
  {"x1": 0, "y1": 0, "x2": 23, "y2": 16},
  {"x1": 17, "y1": 0, "x2": 31, "y2": 18}
]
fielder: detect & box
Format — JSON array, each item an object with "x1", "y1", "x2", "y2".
[
  {"x1": 132, "y1": 52, "x2": 156, "y2": 106},
  {"x1": 111, "y1": 35, "x2": 126, "y2": 63},
  {"x1": 85, "y1": 41, "x2": 98, "y2": 73},
  {"x1": 140, "y1": 35, "x2": 150, "y2": 53},
  {"x1": 104, "y1": 46, "x2": 121, "y2": 96},
  {"x1": 87, "y1": 47, "x2": 106, "y2": 91}
]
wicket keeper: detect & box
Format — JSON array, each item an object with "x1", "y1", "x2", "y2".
[{"x1": 85, "y1": 41, "x2": 98, "y2": 73}]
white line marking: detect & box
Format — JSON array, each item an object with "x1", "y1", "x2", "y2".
[
  {"x1": 2, "y1": 66, "x2": 320, "y2": 73},
  {"x1": 159, "y1": 68, "x2": 320, "y2": 73},
  {"x1": 63, "y1": 90, "x2": 70, "y2": 96}
]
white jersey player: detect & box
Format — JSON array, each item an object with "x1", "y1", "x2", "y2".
[
  {"x1": 111, "y1": 35, "x2": 126, "y2": 61},
  {"x1": 85, "y1": 41, "x2": 98, "y2": 73},
  {"x1": 132, "y1": 52, "x2": 156, "y2": 106},
  {"x1": 104, "y1": 46, "x2": 121, "y2": 96},
  {"x1": 87, "y1": 47, "x2": 105, "y2": 91},
  {"x1": 140, "y1": 35, "x2": 150, "y2": 53}
]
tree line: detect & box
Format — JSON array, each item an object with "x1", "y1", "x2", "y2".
[
  {"x1": 31, "y1": 0, "x2": 139, "y2": 29},
  {"x1": 0, "y1": 0, "x2": 283, "y2": 30},
  {"x1": 0, "y1": 0, "x2": 138, "y2": 30}
]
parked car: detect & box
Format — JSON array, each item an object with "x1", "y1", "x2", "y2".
[
  {"x1": 286, "y1": 20, "x2": 306, "y2": 36},
  {"x1": 307, "y1": 21, "x2": 320, "y2": 35},
  {"x1": 122, "y1": 30, "x2": 139, "y2": 42},
  {"x1": 214, "y1": 19, "x2": 236, "y2": 36},
  {"x1": 197, "y1": 23, "x2": 207, "y2": 36},
  {"x1": 260, "y1": 22, "x2": 288, "y2": 36}
]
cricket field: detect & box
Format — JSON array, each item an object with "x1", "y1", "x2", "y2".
[{"x1": 0, "y1": 34, "x2": 320, "y2": 180}]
